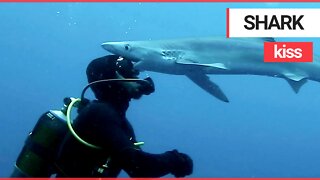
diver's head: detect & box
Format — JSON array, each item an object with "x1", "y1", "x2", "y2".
[{"x1": 86, "y1": 55, "x2": 154, "y2": 102}]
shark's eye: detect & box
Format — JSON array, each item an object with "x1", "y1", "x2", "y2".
[{"x1": 124, "y1": 44, "x2": 131, "y2": 51}]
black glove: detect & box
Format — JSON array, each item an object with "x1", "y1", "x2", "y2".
[
  {"x1": 138, "y1": 77, "x2": 155, "y2": 95},
  {"x1": 165, "y1": 149, "x2": 193, "y2": 177}
]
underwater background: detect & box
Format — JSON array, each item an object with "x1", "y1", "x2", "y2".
[{"x1": 1, "y1": 2, "x2": 320, "y2": 177}]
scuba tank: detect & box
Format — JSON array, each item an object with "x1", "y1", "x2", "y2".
[{"x1": 11, "y1": 98, "x2": 75, "y2": 177}]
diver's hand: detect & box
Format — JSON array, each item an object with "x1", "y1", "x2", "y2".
[
  {"x1": 165, "y1": 149, "x2": 193, "y2": 177},
  {"x1": 139, "y1": 77, "x2": 155, "y2": 95}
]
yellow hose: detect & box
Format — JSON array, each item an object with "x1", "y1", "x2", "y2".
[
  {"x1": 66, "y1": 97, "x2": 144, "y2": 149},
  {"x1": 66, "y1": 98, "x2": 101, "y2": 149}
]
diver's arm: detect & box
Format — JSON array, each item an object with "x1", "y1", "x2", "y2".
[
  {"x1": 97, "y1": 115, "x2": 193, "y2": 177},
  {"x1": 85, "y1": 102, "x2": 192, "y2": 177},
  {"x1": 113, "y1": 147, "x2": 193, "y2": 178}
]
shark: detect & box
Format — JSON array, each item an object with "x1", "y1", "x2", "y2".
[{"x1": 101, "y1": 37, "x2": 320, "y2": 103}]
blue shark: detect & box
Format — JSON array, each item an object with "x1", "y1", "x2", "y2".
[{"x1": 101, "y1": 37, "x2": 320, "y2": 103}]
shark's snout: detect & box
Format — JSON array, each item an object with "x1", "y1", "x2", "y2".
[
  {"x1": 101, "y1": 42, "x2": 139, "y2": 62},
  {"x1": 101, "y1": 42, "x2": 116, "y2": 53}
]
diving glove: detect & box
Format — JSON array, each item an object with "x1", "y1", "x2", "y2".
[
  {"x1": 138, "y1": 77, "x2": 155, "y2": 95},
  {"x1": 165, "y1": 149, "x2": 193, "y2": 177}
]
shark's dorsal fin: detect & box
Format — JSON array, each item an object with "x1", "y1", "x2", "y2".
[
  {"x1": 261, "y1": 38, "x2": 276, "y2": 42},
  {"x1": 283, "y1": 72, "x2": 308, "y2": 93},
  {"x1": 176, "y1": 59, "x2": 229, "y2": 70}
]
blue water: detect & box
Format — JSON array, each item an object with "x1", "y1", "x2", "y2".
[{"x1": 1, "y1": 2, "x2": 320, "y2": 177}]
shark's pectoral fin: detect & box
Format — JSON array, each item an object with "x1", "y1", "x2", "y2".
[
  {"x1": 205, "y1": 63, "x2": 228, "y2": 70},
  {"x1": 186, "y1": 72, "x2": 229, "y2": 103},
  {"x1": 283, "y1": 72, "x2": 308, "y2": 93},
  {"x1": 176, "y1": 59, "x2": 229, "y2": 70}
]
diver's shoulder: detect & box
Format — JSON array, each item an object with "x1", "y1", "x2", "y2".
[
  {"x1": 85, "y1": 100, "x2": 116, "y2": 112},
  {"x1": 79, "y1": 100, "x2": 118, "y2": 119}
]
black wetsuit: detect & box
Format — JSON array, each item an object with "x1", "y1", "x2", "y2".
[{"x1": 55, "y1": 100, "x2": 179, "y2": 177}]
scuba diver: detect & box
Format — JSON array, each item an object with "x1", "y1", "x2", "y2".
[{"x1": 11, "y1": 55, "x2": 193, "y2": 177}]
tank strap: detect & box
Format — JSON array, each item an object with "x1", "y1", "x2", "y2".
[{"x1": 53, "y1": 163, "x2": 69, "y2": 177}]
